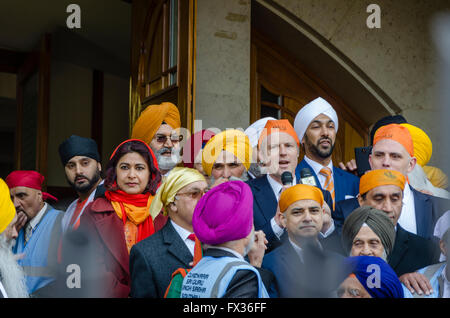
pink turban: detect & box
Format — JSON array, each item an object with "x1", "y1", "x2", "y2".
[{"x1": 192, "y1": 180, "x2": 253, "y2": 245}]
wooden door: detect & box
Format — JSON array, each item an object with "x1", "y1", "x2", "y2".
[{"x1": 251, "y1": 30, "x2": 368, "y2": 164}]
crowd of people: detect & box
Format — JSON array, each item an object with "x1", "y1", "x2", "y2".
[{"x1": 0, "y1": 98, "x2": 448, "y2": 298}]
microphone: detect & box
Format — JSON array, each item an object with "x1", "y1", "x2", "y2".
[
  {"x1": 281, "y1": 171, "x2": 293, "y2": 187},
  {"x1": 300, "y1": 168, "x2": 317, "y2": 187}
]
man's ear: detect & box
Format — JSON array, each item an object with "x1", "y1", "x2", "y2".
[
  {"x1": 167, "y1": 202, "x2": 177, "y2": 214},
  {"x1": 368, "y1": 154, "x2": 374, "y2": 170},
  {"x1": 439, "y1": 240, "x2": 447, "y2": 257},
  {"x1": 357, "y1": 194, "x2": 364, "y2": 207},
  {"x1": 407, "y1": 156, "x2": 417, "y2": 174},
  {"x1": 280, "y1": 212, "x2": 287, "y2": 228},
  {"x1": 97, "y1": 162, "x2": 102, "y2": 172}
]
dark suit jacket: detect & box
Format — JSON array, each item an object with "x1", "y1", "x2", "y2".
[
  {"x1": 129, "y1": 220, "x2": 194, "y2": 298},
  {"x1": 388, "y1": 225, "x2": 440, "y2": 277},
  {"x1": 295, "y1": 159, "x2": 360, "y2": 204},
  {"x1": 247, "y1": 175, "x2": 333, "y2": 251},
  {"x1": 262, "y1": 238, "x2": 346, "y2": 298},
  {"x1": 333, "y1": 186, "x2": 447, "y2": 239}
]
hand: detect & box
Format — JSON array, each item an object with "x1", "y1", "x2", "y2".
[
  {"x1": 321, "y1": 202, "x2": 332, "y2": 234},
  {"x1": 399, "y1": 272, "x2": 433, "y2": 296},
  {"x1": 15, "y1": 211, "x2": 28, "y2": 233},
  {"x1": 247, "y1": 230, "x2": 268, "y2": 268},
  {"x1": 338, "y1": 159, "x2": 358, "y2": 176}
]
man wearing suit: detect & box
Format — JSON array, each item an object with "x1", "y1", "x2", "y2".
[
  {"x1": 333, "y1": 124, "x2": 446, "y2": 239},
  {"x1": 246, "y1": 120, "x2": 334, "y2": 251},
  {"x1": 293, "y1": 97, "x2": 360, "y2": 208},
  {"x1": 262, "y1": 184, "x2": 346, "y2": 298}
]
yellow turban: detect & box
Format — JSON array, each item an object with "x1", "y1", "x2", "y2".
[
  {"x1": 359, "y1": 169, "x2": 406, "y2": 195},
  {"x1": 131, "y1": 102, "x2": 181, "y2": 145},
  {"x1": 0, "y1": 178, "x2": 15, "y2": 234},
  {"x1": 279, "y1": 184, "x2": 324, "y2": 213},
  {"x1": 201, "y1": 130, "x2": 252, "y2": 176},
  {"x1": 149, "y1": 167, "x2": 206, "y2": 219},
  {"x1": 423, "y1": 166, "x2": 448, "y2": 189},
  {"x1": 400, "y1": 123, "x2": 432, "y2": 167}
]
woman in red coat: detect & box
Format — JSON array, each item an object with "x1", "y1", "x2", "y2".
[{"x1": 78, "y1": 139, "x2": 161, "y2": 297}]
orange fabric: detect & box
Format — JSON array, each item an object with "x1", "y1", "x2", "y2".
[
  {"x1": 279, "y1": 184, "x2": 324, "y2": 213},
  {"x1": 373, "y1": 124, "x2": 414, "y2": 157},
  {"x1": 258, "y1": 119, "x2": 300, "y2": 148},
  {"x1": 320, "y1": 167, "x2": 335, "y2": 210},
  {"x1": 110, "y1": 198, "x2": 153, "y2": 226},
  {"x1": 124, "y1": 220, "x2": 139, "y2": 254},
  {"x1": 131, "y1": 102, "x2": 181, "y2": 145},
  {"x1": 359, "y1": 169, "x2": 406, "y2": 195}
]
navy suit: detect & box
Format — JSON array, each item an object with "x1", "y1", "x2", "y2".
[
  {"x1": 333, "y1": 186, "x2": 447, "y2": 239},
  {"x1": 295, "y1": 159, "x2": 360, "y2": 204},
  {"x1": 247, "y1": 175, "x2": 333, "y2": 251}
]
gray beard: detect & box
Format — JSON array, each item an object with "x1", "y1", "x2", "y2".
[
  {"x1": 0, "y1": 235, "x2": 28, "y2": 298},
  {"x1": 155, "y1": 147, "x2": 181, "y2": 172},
  {"x1": 209, "y1": 172, "x2": 249, "y2": 186}
]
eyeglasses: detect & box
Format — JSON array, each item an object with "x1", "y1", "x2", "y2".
[
  {"x1": 154, "y1": 134, "x2": 183, "y2": 144},
  {"x1": 175, "y1": 189, "x2": 206, "y2": 200}
]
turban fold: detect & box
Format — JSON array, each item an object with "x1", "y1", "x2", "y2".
[
  {"x1": 279, "y1": 184, "x2": 324, "y2": 213},
  {"x1": 373, "y1": 124, "x2": 414, "y2": 157},
  {"x1": 131, "y1": 102, "x2": 181, "y2": 145},
  {"x1": 0, "y1": 178, "x2": 15, "y2": 234},
  {"x1": 342, "y1": 206, "x2": 396, "y2": 256},
  {"x1": 5, "y1": 171, "x2": 58, "y2": 202},
  {"x1": 182, "y1": 129, "x2": 215, "y2": 168},
  {"x1": 344, "y1": 256, "x2": 404, "y2": 298},
  {"x1": 294, "y1": 97, "x2": 339, "y2": 143},
  {"x1": 192, "y1": 180, "x2": 253, "y2": 245},
  {"x1": 359, "y1": 169, "x2": 406, "y2": 195},
  {"x1": 201, "y1": 130, "x2": 252, "y2": 176},
  {"x1": 400, "y1": 124, "x2": 432, "y2": 167},
  {"x1": 149, "y1": 167, "x2": 206, "y2": 220},
  {"x1": 58, "y1": 135, "x2": 100, "y2": 166},
  {"x1": 244, "y1": 117, "x2": 276, "y2": 148},
  {"x1": 258, "y1": 119, "x2": 300, "y2": 148},
  {"x1": 369, "y1": 115, "x2": 407, "y2": 146},
  {"x1": 423, "y1": 166, "x2": 448, "y2": 189}
]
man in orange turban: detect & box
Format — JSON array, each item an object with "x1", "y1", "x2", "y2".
[{"x1": 131, "y1": 102, "x2": 182, "y2": 176}]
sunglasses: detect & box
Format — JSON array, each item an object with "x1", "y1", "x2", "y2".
[
  {"x1": 155, "y1": 134, "x2": 183, "y2": 144},
  {"x1": 175, "y1": 189, "x2": 206, "y2": 200}
]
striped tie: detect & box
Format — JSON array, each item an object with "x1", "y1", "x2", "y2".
[{"x1": 320, "y1": 167, "x2": 335, "y2": 209}]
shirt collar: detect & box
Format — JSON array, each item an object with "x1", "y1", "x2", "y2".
[
  {"x1": 29, "y1": 203, "x2": 48, "y2": 231},
  {"x1": 170, "y1": 220, "x2": 192, "y2": 242},
  {"x1": 267, "y1": 174, "x2": 298, "y2": 200},
  {"x1": 304, "y1": 156, "x2": 333, "y2": 176}
]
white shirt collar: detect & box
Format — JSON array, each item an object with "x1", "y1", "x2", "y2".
[
  {"x1": 170, "y1": 220, "x2": 195, "y2": 256},
  {"x1": 289, "y1": 238, "x2": 304, "y2": 262},
  {"x1": 398, "y1": 183, "x2": 417, "y2": 234},
  {"x1": 304, "y1": 155, "x2": 333, "y2": 176},
  {"x1": 28, "y1": 203, "x2": 48, "y2": 231},
  {"x1": 267, "y1": 174, "x2": 297, "y2": 201}
]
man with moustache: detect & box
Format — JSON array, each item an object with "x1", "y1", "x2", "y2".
[
  {"x1": 294, "y1": 97, "x2": 360, "y2": 209},
  {"x1": 0, "y1": 178, "x2": 28, "y2": 298},
  {"x1": 131, "y1": 102, "x2": 182, "y2": 177},
  {"x1": 58, "y1": 135, "x2": 103, "y2": 232}
]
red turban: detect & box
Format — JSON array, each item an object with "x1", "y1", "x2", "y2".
[{"x1": 5, "y1": 171, "x2": 58, "y2": 202}]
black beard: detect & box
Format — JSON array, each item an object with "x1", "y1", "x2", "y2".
[
  {"x1": 305, "y1": 135, "x2": 335, "y2": 159},
  {"x1": 67, "y1": 170, "x2": 101, "y2": 194}
]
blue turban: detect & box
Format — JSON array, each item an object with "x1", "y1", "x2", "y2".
[{"x1": 345, "y1": 256, "x2": 404, "y2": 298}]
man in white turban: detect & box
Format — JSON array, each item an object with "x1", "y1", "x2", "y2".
[{"x1": 293, "y1": 97, "x2": 360, "y2": 208}]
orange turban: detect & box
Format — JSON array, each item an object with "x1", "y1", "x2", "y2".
[
  {"x1": 258, "y1": 119, "x2": 300, "y2": 148},
  {"x1": 373, "y1": 124, "x2": 414, "y2": 157},
  {"x1": 279, "y1": 184, "x2": 324, "y2": 213},
  {"x1": 359, "y1": 169, "x2": 406, "y2": 195},
  {"x1": 131, "y1": 102, "x2": 181, "y2": 145}
]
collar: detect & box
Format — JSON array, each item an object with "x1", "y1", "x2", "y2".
[
  {"x1": 267, "y1": 174, "x2": 298, "y2": 200},
  {"x1": 304, "y1": 156, "x2": 333, "y2": 176},
  {"x1": 403, "y1": 183, "x2": 413, "y2": 200},
  {"x1": 170, "y1": 219, "x2": 192, "y2": 242},
  {"x1": 28, "y1": 203, "x2": 48, "y2": 231},
  {"x1": 289, "y1": 238, "x2": 304, "y2": 262},
  {"x1": 208, "y1": 246, "x2": 245, "y2": 260}
]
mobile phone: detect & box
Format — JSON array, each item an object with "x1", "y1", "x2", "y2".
[{"x1": 354, "y1": 146, "x2": 372, "y2": 177}]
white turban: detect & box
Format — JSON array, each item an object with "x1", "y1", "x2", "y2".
[
  {"x1": 434, "y1": 210, "x2": 450, "y2": 261},
  {"x1": 293, "y1": 97, "x2": 339, "y2": 143},
  {"x1": 244, "y1": 117, "x2": 277, "y2": 148}
]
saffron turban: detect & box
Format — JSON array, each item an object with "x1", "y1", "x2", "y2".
[
  {"x1": 244, "y1": 117, "x2": 276, "y2": 148},
  {"x1": 423, "y1": 166, "x2": 448, "y2": 189},
  {"x1": 258, "y1": 119, "x2": 300, "y2": 148},
  {"x1": 182, "y1": 129, "x2": 215, "y2": 168},
  {"x1": 400, "y1": 123, "x2": 432, "y2": 167},
  {"x1": 192, "y1": 180, "x2": 253, "y2": 245},
  {"x1": 149, "y1": 167, "x2": 206, "y2": 219},
  {"x1": 0, "y1": 178, "x2": 15, "y2": 234},
  {"x1": 344, "y1": 256, "x2": 404, "y2": 298},
  {"x1": 201, "y1": 130, "x2": 252, "y2": 176},
  {"x1": 5, "y1": 170, "x2": 58, "y2": 202},
  {"x1": 369, "y1": 115, "x2": 407, "y2": 146},
  {"x1": 359, "y1": 169, "x2": 406, "y2": 195},
  {"x1": 58, "y1": 135, "x2": 101, "y2": 166},
  {"x1": 342, "y1": 206, "x2": 396, "y2": 257},
  {"x1": 373, "y1": 124, "x2": 414, "y2": 157},
  {"x1": 279, "y1": 184, "x2": 324, "y2": 213},
  {"x1": 131, "y1": 102, "x2": 181, "y2": 145},
  {"x1": 294, "y1": 97, "x2": 339, "y2": 143}
]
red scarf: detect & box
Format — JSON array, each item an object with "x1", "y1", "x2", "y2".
[{"x1": 105, "y1": 189, "x2": 154, "y2": 242}]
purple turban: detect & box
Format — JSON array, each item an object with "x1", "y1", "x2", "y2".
[{"x1": 192, "y1": 180, "x2": 253, "y2": 245}]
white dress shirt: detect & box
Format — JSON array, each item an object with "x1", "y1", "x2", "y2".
[
  {"x1": 0, "y1": 281, "x2": 8, "y2": 298},
  {"x1": 398, "y1": 184, "x2": 417, "y2": 234},
  {"x1": 304, "y1": 156, "x2": 334, "y2": 189},
  {"x1": 170, "y1": 220, "x2": 195, "y2": 257},
  {"x1": 25, "y1": 203, "x2": 48, "y2": 242}
]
